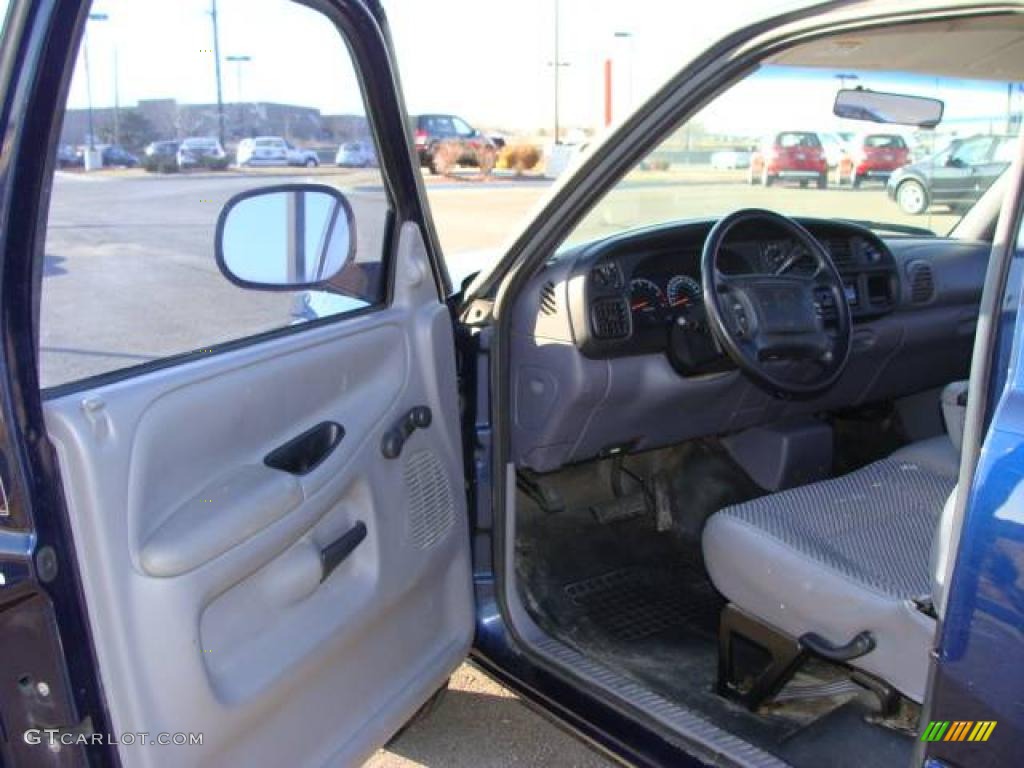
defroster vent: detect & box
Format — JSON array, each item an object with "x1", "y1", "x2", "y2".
[{"x1": 539, "y1": 281, "x2": 558, "y2": 315}]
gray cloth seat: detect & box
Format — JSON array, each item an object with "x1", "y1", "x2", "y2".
[{"x1": 702, "y1": 435, "x2": 959, "y2": 703}]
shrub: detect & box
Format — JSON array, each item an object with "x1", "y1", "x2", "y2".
[
  {"x1": 499, "y1": 144, "x2": 542, "y2": 175},
  {"x1": 142, "y1": 155, "x2": 178, "y2": 174}
]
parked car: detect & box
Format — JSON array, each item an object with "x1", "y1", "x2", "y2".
[
  {"x1": 748, "y1": 130, "x2": 828, "y2": 187},
  {"x1": 887, "y1": 133, "x2": 1018, "y2": 215},
  {"x1": 176, "y1": 136, "x2": 228, "y2": 170},
  {"x1": 335, "y1": 140, "x2": 377, "y2": 167},
  {"x1": 144, "y1": 140, "x2": 180, "y2": 158},
  {"x1": 99, "y1": 144, "x2": 139, "y2": 168},
  {"x1": 237, "y1": 137, "x2": 319, "y2": 168},
  {"x1": 837, "y1": 132, "x2": 911, "y2": 187},
  {"x1": 412, "y1": 113, "x2": 497, "y2": 175},
  {"x1": 817, "y1": 131, "x2": 849, "y2": 169},
  {"x1": 55, "y1": 143, "x2": 81, "y2": 168},
  {"x1": 709, "y1": 149, "x2": 751, "y2": 169}
]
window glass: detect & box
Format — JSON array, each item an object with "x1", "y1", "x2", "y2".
[
  {"x1": 41, "y1": 0, "x2": 389, "y2": 390},
  {"x1": 951, "y1": 137, "x2": 993, "y2": 166},
  {"x1": 565, "y1": 64, "x2": 1023, "y2": 248},
  {"x1": 452, "y1": 117, "x2": 474, "y2": 137}
]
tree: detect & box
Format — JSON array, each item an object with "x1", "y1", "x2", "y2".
[{"x1": 111, "y1": 109, "x2": 156, "y2": 150}]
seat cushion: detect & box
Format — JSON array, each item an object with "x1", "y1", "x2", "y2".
[{"x1": 703, "y1": 452, "x2": 957, "y2": 702}]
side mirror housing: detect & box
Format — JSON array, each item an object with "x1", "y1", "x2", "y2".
[{"x1": 215, "y1": 184, "x2": 355, "y2": 291}]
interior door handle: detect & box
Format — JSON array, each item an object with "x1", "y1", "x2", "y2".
[
  {"x1": 265, "y1": 421, "x2": 344, "y2": 475},
  {"x1": 320, "y1": 521, "x2": 367, "y2": 582}
]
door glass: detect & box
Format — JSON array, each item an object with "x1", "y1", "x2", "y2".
[
  {"x1": 40, "y1": 0, "x2": 390, "y2": 390},
  {"x1": 951, "y1": 138, "x2": 994, "y2": 166},
  {"x1": 452, "y1": 117, "x2": 474, "y2": 137}
]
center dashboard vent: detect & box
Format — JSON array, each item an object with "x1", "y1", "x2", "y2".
[
  {"x1": 907, "y1": 260, "x2": 935, "y2": 304},
  {"x1": 539, "y1": 281, "x2": 558, "y2": 315}
]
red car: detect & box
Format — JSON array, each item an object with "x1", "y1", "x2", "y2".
[
  {"x1": 749, "y1": 131, "x2": 828, "y2": 188},
  {"x1": 838, "y1": 132, "x2": 910, "y2": 187}
]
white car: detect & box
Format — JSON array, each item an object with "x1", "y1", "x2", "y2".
[
  {"x1": 175, "y1": 137, "x2": 227, "y2": 169},
  {"x1": 237, "y1": 136, "x2": 319, "y2": 167},
  {"x1": 710, "y1": 149, "x2": 751, "y2": 169},
  {"x1": 335, "y1": 140, "x2": 377, "y2": 167},
  {"x1": 818, "y1": 131, "x2": 850, "y2": 168}
]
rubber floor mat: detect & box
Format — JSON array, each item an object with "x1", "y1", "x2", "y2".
[{"x1": 563, "y1": 566, "x2": 723, "y2": 642}]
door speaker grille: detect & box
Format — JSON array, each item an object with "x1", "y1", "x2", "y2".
[{"x1": 404, "y1": 450, "x2": 455, "y2": 549}]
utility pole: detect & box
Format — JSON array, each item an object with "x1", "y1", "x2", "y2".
[
  {"x1": 226, "y1": 54, "x2": 251, "y2": 137},
  {"x1": 210, "y1": 0, "x2": 225, "y2": 145}
]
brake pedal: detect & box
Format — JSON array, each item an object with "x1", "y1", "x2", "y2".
[{"x1": 591, "y1": 493, "x2": 648, "y2": 524}]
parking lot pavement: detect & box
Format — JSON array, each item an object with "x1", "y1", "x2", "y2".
[{"x1": 363, "y1": 663, "x2": 616, "y2": 768}]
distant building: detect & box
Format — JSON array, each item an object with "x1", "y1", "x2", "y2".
[{"x1": 59, "y1": 99, "x2": 371, "y2": 148}]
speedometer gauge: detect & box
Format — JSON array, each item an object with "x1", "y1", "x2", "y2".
[
  {"x1": 629, "y1": 278, "x2": 666, "y2": 323},
  {"x1": 667, "y1": 275, "x2": 702, "y2": 309}
]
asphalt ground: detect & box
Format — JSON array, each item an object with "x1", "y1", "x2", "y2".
[{"x1": 41, "y1": 165, "x2": 959, "y2": 766}]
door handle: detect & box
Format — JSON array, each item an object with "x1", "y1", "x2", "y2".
[
  {"x1": 320, "y1": 521, "x2": 367, "y2": 582},
  {"x1": 380, "y1": 406, "x2": 432, "y2": 459},
  {"x1": 265, "y1": 421, "x2": 344, "y2": 475}
]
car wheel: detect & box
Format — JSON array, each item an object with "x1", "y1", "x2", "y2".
[
  {"x1": 747, "y1": 165, "x2": 759, "y2": 185},
  {"x1": 817, "y1": 172, "x2": 827, "y2": 189},
  {"x1": 897, "y1": 179, "x2": 928, "y2": 215},
  {"x1": 799, "y1": 179, "x2": 808, "y2": 189},
  {"x1": 762, "y1": 167, "x2": 774, "y2": 187},
  {"x1": 305, "y1": 158, "x2": 317, "y2": 168},
  {"x1": 850, "y1": 170, "x2": 861, "y2": 188}
]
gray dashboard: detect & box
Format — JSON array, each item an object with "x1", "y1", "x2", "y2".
[{"x1": 509, "y1": 219, "x2": 988, "y2": 473}]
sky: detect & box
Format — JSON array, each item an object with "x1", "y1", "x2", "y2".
[
  {"x1": 28, "y1": 0, "x2": 1024, "y2": 137},
  {"x1": 60, "y1": 0, "x2": 812, "y2": 130}
]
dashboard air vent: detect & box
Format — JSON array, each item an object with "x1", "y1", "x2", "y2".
[
  {"x1": 908, "y1": 261, "x2": 935, "y2": 304},
  {"x1": 539, "y1": 281, "x2": 557, "y2": 315},
  {"x1": 591, "y1": 298, "x2": 630, "y2": 340}
]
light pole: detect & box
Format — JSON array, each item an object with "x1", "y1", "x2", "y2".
[
  {"x1": 226, "y1": 55, "x2": 251, "y2": 137},
  {"x1": 209, "y1": 0, "x2": 225, "y2": 146},
  {"x1": 83, "y1": 12, "x2": 109, "y2": 151},
  {"x1": 546, "y1": 0, "x2": 570, "y2": 143}
]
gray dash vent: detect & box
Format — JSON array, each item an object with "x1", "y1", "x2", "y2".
[{"x1": 907, "y1": 261, "x2": 935, "y2": 304}]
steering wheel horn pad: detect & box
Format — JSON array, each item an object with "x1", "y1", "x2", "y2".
[{"x1": 700, "y1": 209, "x2": 852, "y2": 398}]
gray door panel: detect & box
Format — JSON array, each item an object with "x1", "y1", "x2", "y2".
[{"x1": 43, "y1": 224, "x2": 472, "y2": 767}]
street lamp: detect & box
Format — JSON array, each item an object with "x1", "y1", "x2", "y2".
[
  {"x1": 835, "y1": 72, "x2": 859, "y2": 91},
  {"x1": 83, "y1": 12, "x2": 109, "y2": 152},
  {"x1": 226, "y1": 55, "x2": 252, "y2": 137}
]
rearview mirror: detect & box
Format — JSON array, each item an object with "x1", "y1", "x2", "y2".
[
  {"x1": 215, "y1": 184, "x2": 355, "y2": 290},
  {"x1": 833, "y1": 88, "x2": 944, "y2": 128}
]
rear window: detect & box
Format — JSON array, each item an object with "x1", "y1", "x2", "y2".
[
  {"x1": 419, "y1": 115, "x2": 453, "y2": 134},
  {"x1": 254, "y1": 139, "x2": 278, "y2": 147},
  {"x1": 776, "y1": 132, "x2": 820, "y2": 148},
  {"x1": 864, "y1": 134, "x2": 906, "y2": 149}
]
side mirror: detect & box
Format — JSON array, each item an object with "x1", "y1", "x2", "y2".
[
  {"x1": 215, "y1": 184, "x2": 355, "y2": 290},
  {"x1": 833, "y1": 88, "x2": 944, "y2": 128}
]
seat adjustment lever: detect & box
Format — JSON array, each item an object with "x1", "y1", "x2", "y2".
[{"x1": 799, "y1": 630, "x2": 875, "y2": 661}]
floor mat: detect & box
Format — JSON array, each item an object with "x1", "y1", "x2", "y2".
[
  {"x1": 563, "y1": 565, "x2": 721, "y2": 642},
  {"x1": 516, "y1": 441, "x2": 915, "y2": 766}
]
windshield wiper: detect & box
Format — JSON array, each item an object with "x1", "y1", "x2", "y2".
[{"x1": 838, "y1": 218, "x2": 937, "y2": 237}]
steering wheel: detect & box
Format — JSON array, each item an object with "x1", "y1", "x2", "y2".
[{"x1": 701, "y1": 209, "x2": 852, "y2": 398}]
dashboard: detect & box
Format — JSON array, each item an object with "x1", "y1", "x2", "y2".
[
  {"x1": 573, "y1": 218, "x2": 898, "y2": 371},
  {"x1": 510, "y1": 217, "x2": 987, "y2": 473}
]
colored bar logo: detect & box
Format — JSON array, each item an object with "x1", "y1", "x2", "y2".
[{"x1": 921, "y1": 721, "x2": 997, "y2": 742}]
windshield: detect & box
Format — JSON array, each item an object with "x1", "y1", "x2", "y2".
[{"x1": 566, "y1": 66, "x2": 1022, "y2": 248}]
